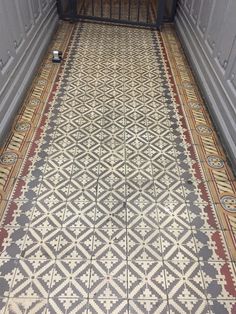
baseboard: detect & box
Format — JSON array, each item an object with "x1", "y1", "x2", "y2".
[
  {"x1": 0, "y1": 8, "x2": 58, "y2": 145},
  {"x1": 175, "y1": 9, "x2": 236, "y2": 172}
]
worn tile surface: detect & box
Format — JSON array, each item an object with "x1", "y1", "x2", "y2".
[{"x1": 0, "y1": 20, "x2": 236, "y2": 313}]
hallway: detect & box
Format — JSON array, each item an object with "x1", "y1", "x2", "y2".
[{"x1": 0, "y1": 20, "x2": 236, "y2": 313}]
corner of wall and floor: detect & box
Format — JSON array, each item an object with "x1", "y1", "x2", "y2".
[
  {"x1": 0, "y1": 0, "x2": 58, "y2": 145},
  {"x1": 175, "y1": 0, "x2": 236, "y2": 173}
]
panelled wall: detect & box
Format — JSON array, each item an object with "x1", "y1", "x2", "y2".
[
  {"x1": 175, "y1": 0, "x2": 236, "y2": 169},
  {"x1": 0, "y1": 0, "x2": 58, "y2": 143}
]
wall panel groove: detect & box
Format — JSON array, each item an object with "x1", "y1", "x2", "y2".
[
  {"x1": 175, "y1": 0, "x2": 236, "y2": 170},
  {"x1": 0, "y1": 0, "x2": 58, "y2": 143}
]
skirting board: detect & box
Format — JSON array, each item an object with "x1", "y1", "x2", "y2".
[
  {"x1": 175, "y1": 10, "x2": 236, "y2": 173},
  {"x1": 0, "y1": 8, "x2": 58, "y2": 145}
]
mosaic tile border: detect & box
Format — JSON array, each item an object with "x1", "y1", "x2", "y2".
[
  {"x1": 0, "y1": 22, "x2": 74, "y2": 219},
  {"x1": 160, "y1": 25, "x2": 236, "y2": 260}
]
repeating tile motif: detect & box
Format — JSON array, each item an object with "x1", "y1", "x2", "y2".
[
  {"x1": 0, "y1": 21, "x2": 236, "y2": 313},
  {"x1": 0, "y1": 22, "x2": 74, "y2": 218},
  {"x1": 161, "y1": 25, "x2": 236, "y2": 259}
]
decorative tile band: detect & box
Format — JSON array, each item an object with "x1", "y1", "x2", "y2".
[
  {"x1": 0, "y1": 22, "x2": 74, "y2": 220},
  {"x1": 161, "y1": 25, "x2": 236, "y2": 260}
]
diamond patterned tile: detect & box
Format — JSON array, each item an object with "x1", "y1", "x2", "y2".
[
  {"x1": 67, "y1": 187, "x2": 97, "y2": 203},
  {"x1": 129, "y1": 299, "x2": 169, "y2": 314},
  {"x1": 89, "y1": 259, "x2": 127, "y2": 299},
  {"x1": 161, "y1": 229, "x2": 198, "y2": 261},
  {"x1": 0, "y1": 259, "x2": 18, "y2": 297},
  {"x1": 157, "y1": 202, "x2": 191, "y2": 230},
  {"x1": 69, "y1": 173, "x2": 98, "y2": 190},
  {"x1": 87, "y1": 298, "x2": 129, "y2": 314},
  {"x1": 168, "y1": 299, "x2": 210, "y2": 314},
  {"x1": 21, "y1": 228, "x2": 61, "y2": 260},
  {"x1": 0, "y1": 21, "x2": 236, "y2": 314},
  {"x1": 99, "y1": 163, "x2": 126, "y2": 179},
  {"x1": 94, "y1": 212, "x2": 127, "y2": 230},
  {"x1": 62, "y1": 202, "x2": 97, "y2": 228},
  {"x1": 97, "y1": 189, "x2": 126, "y2": 206},
  {"x1": 30, "y1": 203, "x2": 66, "y2": 228},
  {"x1": 164, "y1": 260, "x2": 206, "y2": 299},
  {"x1": 128, "y1": 261, "x2": 167, "y2": 300},
  {"x1": 4, "y1": 298, "x2": 47, "y2": 314},
  {"x1": 71, "y1": 159, "x2": 100, "y2": 177},
  {"x1": 127, "y1": 229, "x2": 162, "y2": 261},
  {"x1": 126, "y1": 203, "x2": 158, "y2": 229},
  {"x1": 57, "y1": 228, "x2": 94, "y2": 260},
  {"x1": 9, "y1": 259, "x2": 54, "y2": 298},
  {"x1": 46, "y1": 298, "x2": 88, "y2": 314},
  {"x1": 92, "y1": 228, "x2": 126, "y2": 260},
  {"x1": 97, "y1": 172, "x2": 125, "y2": 191},
  {"x1": 49, "y1": 260, "x2": 90, "y2": 298}
]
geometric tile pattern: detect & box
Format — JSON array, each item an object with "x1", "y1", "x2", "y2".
[
  {"x1": 0, "y1": 20, "x2": 236, "y2": 313},
  {"x1": 161, "y1": 24, "x2": 236, "y2": 260}
]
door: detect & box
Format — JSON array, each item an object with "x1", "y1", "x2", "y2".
[{"x1": 57, "y1": 0, "x2": 165, "y2": 28}]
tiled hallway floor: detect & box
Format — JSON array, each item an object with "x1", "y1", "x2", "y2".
[{"x1": 0, "y1": 21, "x2": 236, "y2": 313}]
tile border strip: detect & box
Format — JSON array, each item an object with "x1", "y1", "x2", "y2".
[
  {"x1": 160, "y1": 24, "x2": 236, "y2": 261},
  {"x1": 0, "y1": 22, "x2": 75, "y2": 221}
]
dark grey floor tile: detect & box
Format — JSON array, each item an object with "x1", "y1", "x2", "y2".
[
  {"x1": 87, "y1": 298, "x2": 128, "y2": 314},
  {"x1": 128, "y1": 260, "x2": 167, "y2": 300},
  {"x1": 20, "y1": 227, "x2": 61, "y2": 260},
  {"x1": 89, "y1": 259, "x2": 128, "y2": 299},
  {"x1": 49, "y1": 260, "x2": 91, "y2": 298},
  {"x1": 10, "y1": 259, "x2": 54, "y2": 298},
  {"x1": 164, "y1": 260, "x2": 206, "y2": 299},
  {"x1": 47, "y1": 298, "x2": 88, "y2": 314},
  {"x1": 94, "y1": 212, "x2": 127, "y2": 229},
  {"x1": 129, "y1": 299, "x2": 169, "y2": 314},
  {"x1": 92, "y1": 228, "x2": 127, "y2": 260},
  {"x1": 127, "y1": 229, "x2": 162, "y2": 261},
  {"x1": 168, "y1": 299, "x2": 209, "y2": 314},
  {"x1": 127, "y1": 205, "x2": 158, "y2": 229},
  {"x1": 157, "y1": 202, "x2": 190, "y2": 230},
  {"x1": 57, "y1": 228, "x2": 94, "y2": 260},
  {"x1": 160, "y1": 229, "x2": 198, "y2": 261}
]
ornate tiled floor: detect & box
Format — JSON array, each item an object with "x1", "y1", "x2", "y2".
[{"x1": 0, "y1": 21, "x2": 236, "y2": 313}]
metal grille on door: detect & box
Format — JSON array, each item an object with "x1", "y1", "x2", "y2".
[{"x1": 57, "y1": 0, "x2": 166, "y2": 28}]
